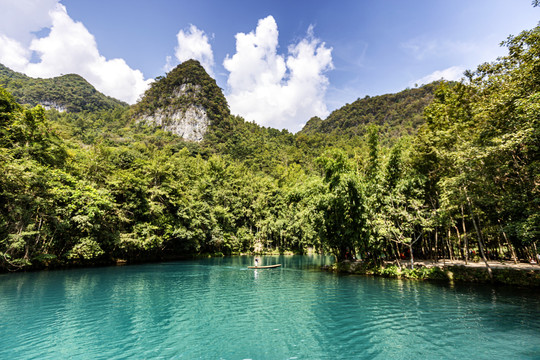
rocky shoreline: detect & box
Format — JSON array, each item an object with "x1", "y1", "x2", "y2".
[{"x1": 325, "y1": 259, "x2": 540, "y2": 287}]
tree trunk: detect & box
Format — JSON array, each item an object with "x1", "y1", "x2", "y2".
[
  {"x1": 466, "y1": 195, "x2": 493, "y2": 279},
  {"x1": 508, "y1": 241, "x2": 518, "y2": 264},
  {"x1": 447, "y1": 227, "x2": 454, "y2": 261},
  {"x1": 453, "y1": 222, "x2": 464, "y2": 261},
  {"x1": 409, "y1": 243, "x2": 414, "y2": 270},
  {"x1": 495, "y1": 233, "x2": 504, "y2": 262},
  {"x1": 498, "y1": 220, "x2": 517, "y2": 264},
  {"x1": 428, "y1": 235, "x2": 434, "y2": 262},
  {"x1": 434, "y1": 228, "x2": 439, "y2": 263},
  {"x1": 421, "y1": 237, "x2": 428, "y2": 259},
  {"x1": 394, "y1": 242, "x2": 402, "y2": 270},
  {"x1": 460, "y1": 204, "x2": 469, "y2": 265},
  {"x1": 372, "y1": 251, "x2": 379, "y2": 266}
]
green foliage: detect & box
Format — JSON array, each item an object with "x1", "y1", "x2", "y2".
[
  {"x1": 299, "y1": 82, "x2": 443, "y2": 142},
  {"x1": 131, "y1": 60, "x2": 230, "y2": 139},
  {"x1": 408, "y1": 25, "x2": 540, "y2": 265},
  {"x1": 0, "y1": 89, "x2": 67, "y2": 166},
  {"x1": 0, "y1": 63, "x2": 127, "y2": 112},
  {"x1": 314, "y1": 149, "x2": 369, "y2": 260},
  {"x1": 380, "y1": 265, "x2": 401, "y2": 277},
  {"x1": 0, "y1": 22, "x2": 538, "y2": 273}
]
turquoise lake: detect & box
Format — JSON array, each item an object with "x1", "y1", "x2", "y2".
[{"x1": 1, "y1": 255, "x2": 539, "y2": 359}]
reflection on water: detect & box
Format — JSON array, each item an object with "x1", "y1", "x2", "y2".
[{"x1": 0, "y1": 255, "x2": 539, "y2": 359}]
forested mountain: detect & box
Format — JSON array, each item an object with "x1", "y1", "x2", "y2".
[
  {"x1": 300, "y1": 82, "x2": 442, "y2": 141},
  {"x1": 132, "y1": 60, "x2": 230, "y2": 142},
  {"x1": 0, "y1": 63, "x2": 127, "y2": 112},
  {"x1": 0, "y1": 24, "x2": 538, "y2": 274}
]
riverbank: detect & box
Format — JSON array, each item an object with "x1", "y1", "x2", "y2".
[
  {"x1": 0, "y1": 250, "x2": 302, "y2": 273},
  {"x1": 326, "y1": 259, "x2": 540, "y2": 287}
]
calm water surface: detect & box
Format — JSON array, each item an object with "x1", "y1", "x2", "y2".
[{"x1": 1, "y1": 255, "x2": 539, "y2": 359}]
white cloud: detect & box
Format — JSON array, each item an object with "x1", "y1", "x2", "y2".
[
  {"x1": 0, "y1": 34, "x2": 30, "y2": 69},
  {"x1": 223, "y1": 16, "x2": 333, "y2": 132},
  {"x1": 413, "y1": 66, "x2": 466, "y2": 86},
  {"x1": 0, "y1": 0, "x2": 58, "y2": 44},
  {"x1": 169, "y1": 24, "x2": 214, "y2": 76},
  {"x1": 0, "y1": 1, "x2": 151, "y2": 104}
]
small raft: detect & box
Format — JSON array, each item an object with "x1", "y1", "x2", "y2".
[{"x1": 248, "y1": 264, "x2": 282, "y2": 269}]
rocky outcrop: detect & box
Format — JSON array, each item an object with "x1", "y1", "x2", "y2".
[
  {"x1": 40, "y1": 101, "x2": 67, "y2": 112},
  {"x1": 140, "y1": 102, "x2": 209, "y2": 142},
  {"x1": 132, "y1": 60, "x2": 230, "y2": 143}
]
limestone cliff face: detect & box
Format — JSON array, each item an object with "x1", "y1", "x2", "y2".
[
  {"x1": 40, "y1": 101, "x2": 67, "y2": 113},
  {"x1": 138, "y1": 84, "x2": 210, "y2": 142},
  {"x1": 132, "y1": 60, "x2": 230, "y2": 142}
]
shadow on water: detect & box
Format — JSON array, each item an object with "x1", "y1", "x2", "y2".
[{"x1": 199, "y1": 254, "x2": 336, "y2": 271}]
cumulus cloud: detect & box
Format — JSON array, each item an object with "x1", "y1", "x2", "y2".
[
  {"x1": 413, "y1": 66, "x2": 466, "y2": 86},
  {"x1": 223, "y1": 16, "x2": 333, "y2": 132},
  {"x1": 0, "y1": 1, "x2": 151, "y2": 104},
  {"x1": 0, "y1": 34, "x2": 30, "y2": 69},
  {"x1": 167, "y1": 24, "x2": 214, "y2": 76},
  {"x1": 0, "y1": 0, "x2": 58, "y2": 44}
]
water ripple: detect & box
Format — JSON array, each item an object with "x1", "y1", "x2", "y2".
[{"x1": 1, "y1": 257, "x2": 540, "y2": 359}]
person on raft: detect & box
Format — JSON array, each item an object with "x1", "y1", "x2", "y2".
[{"x1": 254, "y1": 257, "x2": 259, "y2": 267}]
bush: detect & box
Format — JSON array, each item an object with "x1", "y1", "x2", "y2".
[
  {"x1": 380, "y1": 265, "x2": 400, "y2": 277},
  {"x1": 425, "y1": 267, "x2": 449, "y2": 280}
]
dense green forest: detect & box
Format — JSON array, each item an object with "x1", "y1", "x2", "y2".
[
  {"x1": 0, "y1": 25, "x2": 538, "y2": 272},
  {"x1": 132, "y1": 59, "x2": 230, "y2": 123},
  {"x1": 0, "y1": 64, "x2": 127, "y2": 112},
  {"x1": 300, "y1": 81, "x2": 441, "y2": 141}
]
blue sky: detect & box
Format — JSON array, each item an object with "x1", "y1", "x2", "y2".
[{"x1": 0, "y1": 0, "x2": 538, "y2": 132}]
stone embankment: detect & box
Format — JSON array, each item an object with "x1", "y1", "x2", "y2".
[{"x1": 327, "y1": 259, "x2": 540, "y2": 287}]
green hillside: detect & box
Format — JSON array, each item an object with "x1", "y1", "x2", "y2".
[
  {"x1": 0, "y1": 24, "x2": 538, "y2": 274},
  {"x1": 131, "y1": 59, "x2": 232, "y2": 143},
  {"x1": 300, "y1": 82, "x2": 442, "y2": 140},
  {"x1": 132, "y1": 60, "x2": 229, "y2": 125},
  {"x1": 0, "y1": 63, "x2": 127, "y2": 112}
]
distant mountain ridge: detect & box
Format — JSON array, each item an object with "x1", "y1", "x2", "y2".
[
  {"x1": 1, "y1": 61, "x2": 441, "y2": 144},
  {"x1": 0, "y1": 63, "x2": 127, "y2": 112},
  {"x1": 131, "y1": 60, "x2": 230, "y2": 142},
  {"x1": 300, "y1": 82, "x2": 442, "y2": 139}
]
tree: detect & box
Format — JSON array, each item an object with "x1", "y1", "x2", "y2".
[{"x1": 315, "y1": 149, "x2": 368, "y2": 261}]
